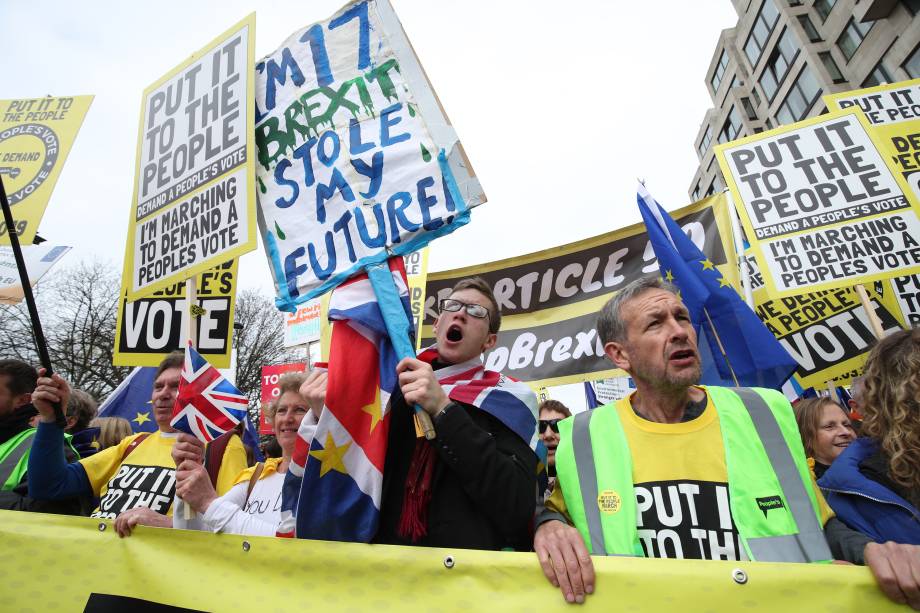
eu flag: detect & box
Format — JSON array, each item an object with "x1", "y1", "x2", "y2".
[
  {"x1": 637, "y1": 185, "x2": 797, "y2": 390},
  {"x1": 97, "y1": 367, "x2": 159, "y2": 433}
]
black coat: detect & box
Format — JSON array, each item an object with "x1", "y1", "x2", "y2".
[{"x1": 374, "y1": 389, "x2": 538, "y2": 551}]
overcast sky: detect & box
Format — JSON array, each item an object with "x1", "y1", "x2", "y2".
[{"x1": 2, "y1": 0, "x2": 737, "y2": 293}]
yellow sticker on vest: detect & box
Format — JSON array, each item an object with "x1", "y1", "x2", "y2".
[{"x1": 597, "y1": 490, "x2": 621, "y2": 514}]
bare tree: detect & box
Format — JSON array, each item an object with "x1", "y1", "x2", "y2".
[
  {"x1": 232, "y1": 288, "x2": 301, "y2": 423},
  {"x1": 0, "y1": 261, "x2": 297, "y2": 417},
  {"x1": 0, "y1": 260, "x2": 131, "y2": 400}
]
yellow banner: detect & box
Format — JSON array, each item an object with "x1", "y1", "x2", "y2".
[
  {"x1": 0, "y1": 95, "x2": 93, "y2": 244},
  {"x1": 122, "y1": 14, "x2": 257, "y2": 300},
  {"x1": 0, "y1": 511, "x2": 897, "y2": 611}
]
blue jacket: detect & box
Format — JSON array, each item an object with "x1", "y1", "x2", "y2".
[{"x1": 818, "y1": 438, "x2": 920, "y2": 545}]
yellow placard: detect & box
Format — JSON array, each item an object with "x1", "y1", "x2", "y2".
[
  {"x1": 824, "y1": 79, "x2": 920, "y2": 199},
  {"x1": 0, "y1": 510, "x2": 899, "y2": 612},
  {"x1": 113, "y1": 259, "x2": 238, "y2": 368},
  {"x1": 716, "y1": 108, "x2": 920, "y2": 299},
  {"x1": 405, "y1": 248, "x2": 430, "y2": 350},
  {"x1": 745, "y1": 247, "x2": 905, "y2": 387},
  {"x1": 0, "y1": 95, "x2": 93, "y2": 244},
  {"x1": 121, "y1": 14, "x2": 257, "y2": 300}
]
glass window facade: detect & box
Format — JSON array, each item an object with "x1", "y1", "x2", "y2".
[
  {"x1": 819, "y1": 51, "x2": 845, "y2": 83},
  {"x1": 904, "y1": 44, "x2": 920, "y2": 79},
  {"x1": 814, "y1": 0, "x2": 836, "y2": 22},
  {"x1": 798, "y1": 15, "x2": 821, "y2": 42},
  {"x1": 776, "y1": 66, "x2": 822, "y2": 125},
  {"x1": 836, "y1": 18, "x2": 873, "y2": 62},
  {"x1": 744, "y1": 0, "x2": 780, "y2": 68},
  {"x1": 759, "y1": 29, "x2": 799, "y2": 101},
  {"x1": 711, "y1": 50, "x2": 729, "y2": 92},
  {"x1": 718, "y1": 106, "x2": 743, "y2": 144},
  {"x1": 861, "y1": 62, "x2": 892, "y2": 87}
]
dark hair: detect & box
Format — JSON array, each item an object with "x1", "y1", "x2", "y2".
[
  {"x1": 66, "y1": 389, "x2": 99, "y2": 431},
  {"x1": 597, "y1": 277, "x2": 680, "y2": 344},
  {"x1": 451, "y1": 276, "x2": 501, "y2": 333},
  {"x1": 0, "y1": 359, "x2": 38, "y2": 397},
  {"x1": 539, "y1": 399, "x2": 572, "y2": 419},
  {"x1": 155, "y1": 350, "x2": 185, "y2": 380}
]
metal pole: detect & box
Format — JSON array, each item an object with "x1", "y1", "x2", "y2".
[
  {"x1": 0, "y1": 176, "x2": 65, "y2": 427},
  {"x1": 724, "y1": 189, "x2": 755, "y2": 308}
]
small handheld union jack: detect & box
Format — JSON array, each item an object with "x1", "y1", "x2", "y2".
[{"x1": 170, "y1": 342, "x2": 249, "y2": 442}]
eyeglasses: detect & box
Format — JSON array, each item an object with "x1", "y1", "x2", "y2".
[
  {"x1": 439, "y1": 298, "x2": 491, "y2": 321},
  {"x1": 539, "y1": 419, "x2": 561, "y2": 433}
]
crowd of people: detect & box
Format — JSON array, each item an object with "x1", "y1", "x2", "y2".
[{"x1": 1, "y1": 276, "x2": 919, "y2": 607}]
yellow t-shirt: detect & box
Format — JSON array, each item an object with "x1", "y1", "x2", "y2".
[
  {"x1": 547, "y1": 389, "x2": 834, "y2": 560},
  {"x1": 79, "y1": 431, "x2": 248, "y2": 519}
]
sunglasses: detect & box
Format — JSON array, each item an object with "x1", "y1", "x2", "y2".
[
  {"x1": 539, "y1": 419, "x2": 561, "y2": 433},
  {"x1": 439, "y1": 298, "x2": 491, "y2": 321}
]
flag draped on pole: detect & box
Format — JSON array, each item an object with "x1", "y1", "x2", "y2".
[
  {"x1": 637, "y1": 184, "x2": 797, "y2": 390},
  {"x1": 97, "y1": 367, "x2": 159, "y2": 433},
  {"x1": 283, "y1": 258, "x2": 409, "y2": 542},
  {"x1": 170, "y1": 343, "x2": 250, "y2": 442}
]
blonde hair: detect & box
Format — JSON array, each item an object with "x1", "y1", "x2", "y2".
[
  {"x1": 90, "y1": 416, "x2": 134, "y2": 450},
  {"x1": 860, "y1": 328, "x2": 920, "y2": 497},
  {"x1": 793, "y1": 397, "x2": 846, "y2": 459},
  {"x1": 265, "y1": 372, "x2": 307, "y2": 420}
]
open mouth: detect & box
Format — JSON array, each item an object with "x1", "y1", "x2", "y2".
[
  {"x1": 669, "y1": 349, "x2": 695, "y2": 362},
  {"x1": 446, "y1": 324, "x2": 463, "y2": 343}
]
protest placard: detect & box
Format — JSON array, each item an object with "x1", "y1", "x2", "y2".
[
  {"x1": 255, "y1": 0, "x2": 484, "y2": 311},
  {"x1": 259, "y1": 362, "x2": 307, "y2": 434},
  {"x1": 404, "y1": 248, "x2": 429, "y2": 347},
  {"x1": 0, "y1": 96, "x2": 93, "y2": 244},
  {"x1": 716, "y1": 109, "x2": 920, "y2": 298},
  {"x1": 888, "y1": 274, "x2": 920, "y2": 327},
  {"x1": 825, "y1": 79, "x2": 920, "y2": 204},
  {"x1": 122, "y1": 15, "x2": 256, "y2": 299},
  {"x1": 0, "y1": 244, "x2": 70, "y2": 304},
  {"x1": 421, "y1": 194, "x2": 737, "y2": 387},
  {"x1": 588, "y1": 376, "x2": 636, "y2": 407},
  {"x1": 743, "y1": 250, "x2": 905, "y2": 388},
  {"x1": 282, "y1": 299, "x2": 321, "y2": 347},
  {"x1": 113, "y1": 260, "x2": 237, "y2": 368}
]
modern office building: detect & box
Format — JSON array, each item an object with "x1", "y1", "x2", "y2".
[{"x1": 688, "y1": 0, "x2": 920, "y2": 200}]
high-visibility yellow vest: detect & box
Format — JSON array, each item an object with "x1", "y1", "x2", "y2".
[{"x1": 554, "y1": 386, "x2": 831, "y2": 563}]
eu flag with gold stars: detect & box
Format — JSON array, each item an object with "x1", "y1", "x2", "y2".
[
  {"x1": 637, "y1": 185, "x2": 797, "y2": 389},
  {"x1": 281, "y1": 258, "x2": 410, "y2": 541},
  {"x1": 97, "y1": 367, "x2": 159, "y2": 433}
]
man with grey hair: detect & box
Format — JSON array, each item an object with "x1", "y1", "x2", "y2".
[{"x1": 532, "y1": 277, "x2": 920, "y2": 608}]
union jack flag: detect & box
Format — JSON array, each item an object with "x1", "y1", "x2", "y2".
[{"x1": 170, "y1": 342, "x2": 249, "y2": 442}]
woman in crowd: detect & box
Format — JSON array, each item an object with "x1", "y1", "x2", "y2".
[
  {"x1": 793, "y1": 397, "x2": 856, "y2": 479},
  {"x1": 89, "y1": 416, "x2": 133, "y2": 451},
  {"x1": 819, "y1": 328, "x2": 920, "y2": 544},
  {"x1": 172, "y1": 372, "x2": 318, "y2": 536}
]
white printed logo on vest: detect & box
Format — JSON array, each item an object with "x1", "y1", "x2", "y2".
[{"x1": 635, "y1": 479, "x2": 742, "y2": 561}]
